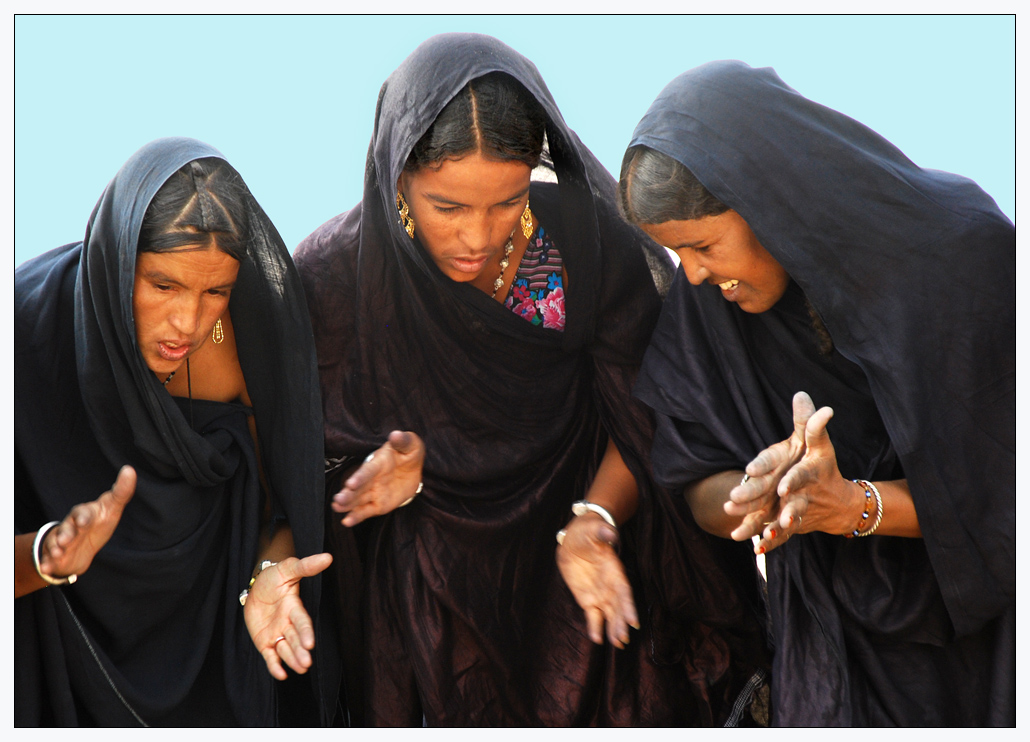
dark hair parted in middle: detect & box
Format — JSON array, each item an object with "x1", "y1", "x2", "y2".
[
  {"x1": 618, "y1": 145, "x2": 730, "y2": 224},
  {"x1": 404, "y1": 72, "x2": 548, "y2": 172},
  {"x1": 139, "y1": 157, "x2": 250, "y2": 260}
]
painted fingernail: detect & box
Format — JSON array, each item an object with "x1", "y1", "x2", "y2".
[
  {"x1": 788, "y1": 515, "x2": 795, "y2": 525},
  {"x1": 769, "y1": 529, "x2": 777, "y2": 539},
  {"x1": 757, "y1": 545, "x2": 766, "y2": 555}
]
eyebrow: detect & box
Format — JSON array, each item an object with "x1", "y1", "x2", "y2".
[
  {"x1": 424, "y1": 185, "x2": 530, "y2": 207},
  {"x1": 140, "y1": 269, "x2": 237, "y2": 290}
]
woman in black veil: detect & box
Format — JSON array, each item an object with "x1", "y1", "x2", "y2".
[
  {"x1": 15, "y1": 138, "x2": 337, "y2": 726},
  {"x1": 619, "y1": 61, "x2": 1014, "y2": 725},
  {"x1": 296, "y1": 34, "x2": 768, "y2": 726}
]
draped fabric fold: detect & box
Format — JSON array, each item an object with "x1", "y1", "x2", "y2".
[
  {"x1": 15, "y1": 138, "x2": 335, "y2": 726},
  {"x1": 296, "y1": 34, "x2": 767, "y2": 726},
  {"x1": 630, "y1": 61, "x2": 1014, "y2": 726}
]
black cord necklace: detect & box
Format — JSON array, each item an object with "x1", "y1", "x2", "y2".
[{"x1": 161, "y1": 362, "x2": 194, "y2": 427}]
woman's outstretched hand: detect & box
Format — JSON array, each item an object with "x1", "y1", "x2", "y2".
[
  {"x1": 40, "y1": 465, "x2": 137, "y2": 581},
  {"x1": 725, "y1": 391, "x2": 816, "y2": 542},
  {"x1": 244, "y1": 553, "x2": 333, "y2": 680},
  {"x1": 556, "y1": 513, "x2": 639, "y2": 649},
  {"x1": 331, "y1": 430, "x2": 425, "y2": 527}
]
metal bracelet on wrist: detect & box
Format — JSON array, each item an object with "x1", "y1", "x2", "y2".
[
  {"x1": 33, "y1": 521, "x2": 78, "y2": 586},
  {"x1": 570, "y1": 500, "x2": 617, "y2": 530},
  {"x1": 239, "y1": 559, "x2": 278, "y2": 606}
]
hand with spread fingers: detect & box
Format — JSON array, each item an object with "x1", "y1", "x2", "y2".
[
  {"x1": 331, "y1": 430, "x2": 426, "y2": 527},
  {"x1": 556, "y1": 513, "x2": 639, "y2": 649},
  {"x1": 725, "y1": 391, "x2": 817, "y2": 543},
  {"x1": 16, "y1": 466, "x2": 137, "y2": 598},
  {"x1": 243, "y1": 553, "x2": 333, "y2": 680},
  {"x1": 752, "y1": 398, "x2": 870, "y2": 554}
]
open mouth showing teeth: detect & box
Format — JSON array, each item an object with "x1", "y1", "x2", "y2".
[{"x1": 719, "y1": 279, "x2": 740, "y2": 290}]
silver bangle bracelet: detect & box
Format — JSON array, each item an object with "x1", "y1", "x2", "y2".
[
  {"x1": 570, "y1": 500, "x2": 618, "y2": 530},
  {"x1": 399, "y1": 481, "x2": 423, "y2": 508},
  {"x1": 33, "y1": 521, "x2": 77, "y2": 586}
]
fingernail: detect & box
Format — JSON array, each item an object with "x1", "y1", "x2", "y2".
[
  {"x1": 757, "y1": 546, "x2": 765, "y2": 555},
  {"x1": 769, "y1": 529, "x2": 777, "y2": 539},
  {"x1": 788, "y1": 515, "x2": 795, "y2": 525}
]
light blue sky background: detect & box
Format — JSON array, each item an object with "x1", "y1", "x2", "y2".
[{"x1": 13, "y1": 14, "x2": 1015, "y2": 268}]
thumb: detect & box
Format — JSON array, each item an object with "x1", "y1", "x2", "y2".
[
  {"x1": 103, "y1": 466, "x2": 137, "y2": 513},
  {"x1": 804, "y1": 406, "x2": 835, "y2": 450},
  {"x1": 586, "y1": 518, "x2": 619, "y2": 548},
  {"x1": 288, "y1": 552, "x2": 333, "y2": 579},
  {"x1": 387, "y1": 430, "x2": 423, "y2": 456}
]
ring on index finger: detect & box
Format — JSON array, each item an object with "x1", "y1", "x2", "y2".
[
  {"x1": 364, "y1": 453, "x2": 375, "y2": 463},
  {"x1": 740, "y1": 473, "x2": 750, "y2": 486}
]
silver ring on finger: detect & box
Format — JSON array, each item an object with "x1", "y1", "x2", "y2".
[
  {"x1": 796, "y1": 515, "x2": 803, "y2": 531},
  {"x1": 273, "y1": 635, "x2": 286, "y2": 650},
  {"x1": 364, "y1": 452, "x2": 375, "y2": 463}
]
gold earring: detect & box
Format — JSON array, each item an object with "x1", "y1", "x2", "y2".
[
  {"x1": 396, "y1": 190, "x2": 415, "y2": 238},
  {"x1": 212, "y1": 318, "x2": 224, "y2": 344},
  {"x1": 521, "y1": 202, "x2": 534, "y2": 240}
]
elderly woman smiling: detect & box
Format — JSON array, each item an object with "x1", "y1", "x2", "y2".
[{"x1": 620, "y1": 61, "x2": 1014, "y2": 726}]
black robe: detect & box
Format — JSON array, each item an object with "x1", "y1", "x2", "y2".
[
  {"x1": 14, "y1": 138, "x2": 336, "y2": 726},
  {"x1": 630, "y1": 61, "x2": 1015, "y2": 726},
  {"x1": 295, "y1": 33, "x2": 768, "y2": 727}
]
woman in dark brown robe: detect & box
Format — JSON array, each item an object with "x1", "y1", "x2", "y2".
[{"x1": 296, "y1": 34, "x2": 768, "y2": 726}]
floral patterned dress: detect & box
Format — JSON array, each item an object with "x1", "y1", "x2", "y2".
[{"x1": 503, "y1": 225, "x2": 565, "y2": 331}]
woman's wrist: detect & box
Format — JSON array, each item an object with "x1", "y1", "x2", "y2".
[
  {"x1": 556, "y1": 503, "x2": 619, "y2": 549},
  {"x1": 835, "y1": 478, "x2": 867, "y2": 535}
]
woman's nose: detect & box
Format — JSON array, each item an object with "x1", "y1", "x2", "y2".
[
  {"x1": 168, "y1": 295, "x2": 202, "y2": 335},
  {"x1": 459, "y1": 214, "x2": 493, "y2": 252},
  {"x1": 678, "y1": 251, "x2": 710, "y2": 286}
]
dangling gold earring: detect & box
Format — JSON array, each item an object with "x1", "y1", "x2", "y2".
[
  {"x1": 521, "y1": 202, "x2": 534, "y2": 240},
  {"x1": 396, "y1": 190, "x2": 415, "y2": 239},
  {"x1": 212, "y1": 318, "x2": 225, "y2": 344}
]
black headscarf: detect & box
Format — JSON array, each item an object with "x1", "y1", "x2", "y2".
[
  {"x1": 297, "y1": 34, "x2": 766, "y2": 726},
  {"x1": 631, "y1": 62, "x2": 1014, "y2": 725},
  {"x1": 15, "y1": 138, "x2": 333, "y2": 726}
]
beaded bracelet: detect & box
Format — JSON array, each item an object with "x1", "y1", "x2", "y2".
[
  {"x1": 853, "y1": 480, "x2": 883, "y2": 537},
  {"x1": 843, "y1": 481, "x2": 873, "y2": 538}
]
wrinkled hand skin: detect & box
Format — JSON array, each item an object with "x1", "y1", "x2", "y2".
[
  {"x1": 331, "y1": 430, "x2": 425, "y2": 527},
  {"x1": 556, "y1": 513, "x2": 639, "y2": 648},
  {"x1": 725, "y1": 392, "x2": 816, "y2": 544},
  {"x1": 38, "y1": 465, "x2": 137, "y2": 580},
  {"x1": 732, "y1": 391, "x2": 858, "y2": 555},
  {"x1": 243, "y1": 553, "x2": 333, "y2": 680}
]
